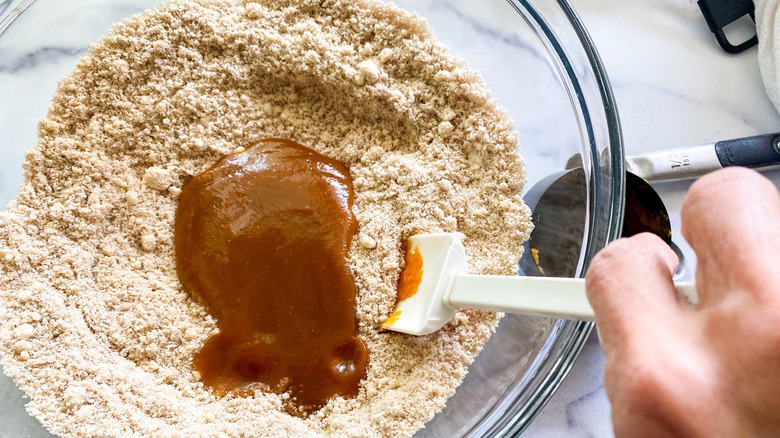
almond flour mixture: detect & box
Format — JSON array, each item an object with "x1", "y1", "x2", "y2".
[{"x1": 0, "y1": 0, "x2": 531, "y2": 436}]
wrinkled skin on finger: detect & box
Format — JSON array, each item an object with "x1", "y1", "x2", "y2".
[{"x1": 586, "y1": 168, "x2": 780, "y2": 438}]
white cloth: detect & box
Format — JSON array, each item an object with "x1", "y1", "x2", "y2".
[{"x1": 756, "y1": 0, "x2": 780, "y2": 113}]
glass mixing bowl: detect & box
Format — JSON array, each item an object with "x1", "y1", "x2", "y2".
[{"x1": 0, "y1": 0, "x2": 624, "y2": 435}]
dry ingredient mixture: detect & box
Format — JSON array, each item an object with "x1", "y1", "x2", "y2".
[{"x1": 0, "y1": 0, "x2": 532, "y2": 436}]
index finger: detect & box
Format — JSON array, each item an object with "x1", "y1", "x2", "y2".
[
  {"x1": 585, "y1": 233, "x2": 683, "y2": 351},
  {"x1": 680, "y1": 167, "x2": 780, "y2": 304}
]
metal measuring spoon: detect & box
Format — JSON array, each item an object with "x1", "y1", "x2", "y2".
[
  {"x1": 566, "y1": 132, "x2": 780, "y2": 182},
  {"x1": 519, "y1": 132, "x2": 780, "y2": 278}
]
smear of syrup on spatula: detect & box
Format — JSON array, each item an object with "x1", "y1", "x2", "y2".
[{"x1": 174, "y1": 138, "x2": 368, "y2": 416}]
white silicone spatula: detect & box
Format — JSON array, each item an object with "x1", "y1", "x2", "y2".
[{"x1": 382, "y1": 233, "x2": 697, "y2": 336}]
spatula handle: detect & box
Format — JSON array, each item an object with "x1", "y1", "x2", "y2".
[
  {"x1": 447, "y1": 275, "x2": 697, "y2": 321},
  {"x1": 448, "y1": 275, "x2": 594, "y2": 321}
]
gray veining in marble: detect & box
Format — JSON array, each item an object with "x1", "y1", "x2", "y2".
[{"x1": 1, "y1": 0, "x2": 779, "y2": 436}]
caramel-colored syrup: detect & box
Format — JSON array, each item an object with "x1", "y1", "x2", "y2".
[{"x1": 174, "y1": 138, "x2": 368, "y2": 415}]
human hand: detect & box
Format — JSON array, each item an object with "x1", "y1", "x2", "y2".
[{"x1": 585, "y1": 167, "x2": 780, "y2": 438}]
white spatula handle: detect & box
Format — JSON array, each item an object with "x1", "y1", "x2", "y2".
[{"x1": 447, "y1": 274, "x2": 697, "y2": 321}]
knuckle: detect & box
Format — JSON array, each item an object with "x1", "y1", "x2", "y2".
[
  {"x1": 613, "y1": 360, "x2": 665, "y2": 414},
  {"x1": 682, "y1": 167, "x2": 778, "y2": 250},
  {"x1": 715, "y1": 166, "x2": 768, "y2": 186},
  {"x1": 756, "y1": 310, "x2": 780, "y2": 358},
  {"x1": 587, "y1": 244, "x2": 616, "y2": 274},
  {"x1": 627, "y1": 232, "x2": 666, "y2": 248},
  {"x1": 585, "y1": 246, "x2": 620, "y2": 298},
  {"x1": 586, "y1": 239, "x2": 635, "y2": 285},
  {"x1": 630, "y1": 233, "x2": 677, "y2": 272},
  {"x1": 586, "y1": 240, "x2": 637, "y2": 304},
  {"x1": 586, "y1": 234, "x2": 676, "y2": 303},
  {"x1": 588, "y1": 234, "x2": 667, "y2": 273},
  {"x1": 584, "y1": 267, "x2": 611, "y2": 302},
  {"x1": 766, "y1": 333, "x2": 780, "y2": 359},
  {"x1": 596, "y1": 238, "x2": 635, "y2": 264},
  {"x1": 684, "y1": 167, "x2": 771, "y2": 218}
]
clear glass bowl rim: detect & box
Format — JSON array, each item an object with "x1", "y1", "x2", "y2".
[
  {"x1": 478, "y1": 1, "x2": 624, "y2": 435},
  {"x1": 0, "y1": 0, "x2": 625, "y2": 436}
]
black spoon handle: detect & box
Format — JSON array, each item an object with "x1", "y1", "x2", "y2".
[{"x1": 714, "y1": 132, "x2": 780, "y2": 169}]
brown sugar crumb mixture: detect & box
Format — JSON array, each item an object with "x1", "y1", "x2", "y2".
[
  {"x1": 175, "y1": 138, "x2": 368, "y2": 415},
  {"x1": 0, "y1": 0, "x2": 533, "y2": 436}
]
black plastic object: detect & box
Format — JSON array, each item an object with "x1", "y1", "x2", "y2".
[
  {"x1": 698, "y1": 0, "x2": 757, "y2": 54},
  {"x1": 519, "y1": 169, "x2": 672, "y2": 278},
  {"x1": 714, "y1": 132, "x2": 780, "y2": 168}
]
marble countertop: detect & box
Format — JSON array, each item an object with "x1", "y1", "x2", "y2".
[
  {"x1": 527, "y1": 0, "x2": 780, "y2": 436},
  {"x1": 1, "y1": 0, "x2": 779, "y2": 437}
]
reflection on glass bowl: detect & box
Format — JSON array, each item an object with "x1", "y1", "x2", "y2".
[{"x1": 0, "y1": 0, "x2": 623, "y2": 436}]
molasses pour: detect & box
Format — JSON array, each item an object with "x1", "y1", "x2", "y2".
[{"x1": 174, "y1": 139, "x2": 368, "y2": 415}]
